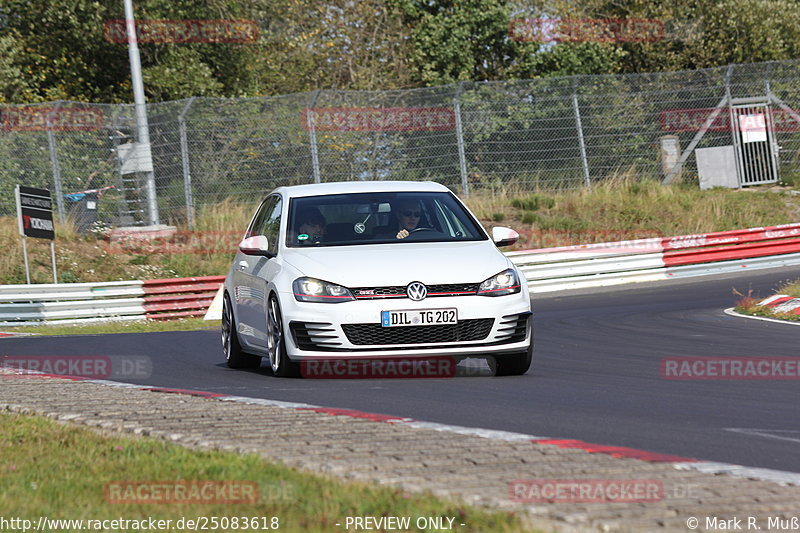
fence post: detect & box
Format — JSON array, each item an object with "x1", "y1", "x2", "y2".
[
  {"x1": 726, "y1": 65, "x2": 744, "y2": 188},
  {"x1": 572, "y1": 78, "x2": 591, "y2": 188},
  {"x1": 178, "y1": 97, "x2": 196, "y2": 229},
  {"x1": 307, "y1": 90, "x2": 322, "y2": 184},
  {"x1": 453, "y1": 82, "x2": 470, "y2": 196},
  {"x1": 46, "y1": 102, "x2": 66, "y2": 224}
]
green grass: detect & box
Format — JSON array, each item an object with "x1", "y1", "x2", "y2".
[
  {"x1": 1, "y1": 318, "x2": 219, "y2": 336},
  {"x1": 0, "y1": 412, "x2": 531, "y2": 532}
]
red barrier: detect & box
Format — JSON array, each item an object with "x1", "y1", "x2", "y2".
[
  {"x1": 662, "y1": 223, "x2": 800, "y2": 251},
  {"x1": 142, "y1": 275, "x2": 224, "y2": 319},
  {"x1": 664, "y1": 238, "x2": 800, "y2": 267}
]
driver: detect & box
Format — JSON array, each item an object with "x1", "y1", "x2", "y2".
[{"x1": 394, "y1": 200, "x2": 423, "y2": 239}]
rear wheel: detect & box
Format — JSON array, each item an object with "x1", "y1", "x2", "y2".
[
  {"x1": 222, "y1": 292, "x2": 261, "y2": 369},
  {"x1": 267, "y1": 296, "x2": 299, "y2": 377}
]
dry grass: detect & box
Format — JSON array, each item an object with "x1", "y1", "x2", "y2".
[
  {"x1": 2, "y1": 177, "x2": 799, "y2": 284},
  {"x1": 470, "y1": 174, "x2": 800, "y2": 250}
]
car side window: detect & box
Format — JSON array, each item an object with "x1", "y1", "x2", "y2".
[
  {"x1": 255, "y1": 196, "x2": 282, "y2": 256},
  {"x1": 246, "y1": 197, "x2": 273, "y2": 238}
]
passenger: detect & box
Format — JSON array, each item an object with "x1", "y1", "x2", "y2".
[{"x1": 293, "y1": 207, "x2": 326, "y2": 245}]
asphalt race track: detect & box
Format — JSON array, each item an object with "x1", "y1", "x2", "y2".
[{"x1": 3, "y1": 266, "x2": 799, "y2": 473}]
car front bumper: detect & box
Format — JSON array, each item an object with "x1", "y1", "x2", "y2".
[{"x1": 276, "y1": 291, "x2": 533, "y2": 360}]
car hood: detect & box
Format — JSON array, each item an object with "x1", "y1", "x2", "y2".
[{"x1": 282, "y1": 241, "x2": 510, "y2": 287}]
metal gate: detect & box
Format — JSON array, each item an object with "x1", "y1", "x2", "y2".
[{"x1": 729, "y1": 98, "x2": 779, "y2": 186}]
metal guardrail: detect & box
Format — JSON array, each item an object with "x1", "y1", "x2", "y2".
[
  {"x1": 1, "y1": 224, "x2": 799, "y2": 325},
  {"x1": 0, "y1": 276, "x2": 224, "y2": 326},
  {"x1": 509, "y1": 222, "x2": 800, "y2": 293},
  {"x1": 0, "y1": 280, "x2": 144, "y2": 302}
]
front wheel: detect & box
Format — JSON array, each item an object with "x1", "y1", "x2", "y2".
[
  {"x1": 495, "y1": 320, "x2": 533, "y2": 376},
  {"x1": 495, "y1": 344, "x2": 532, "y2": 376},
  {"x1": 222, "y1": 292, "x2": 261, "y2": 369},
  {"x1": 266, "y1": 296, "x2": 299, "y2": 378}
]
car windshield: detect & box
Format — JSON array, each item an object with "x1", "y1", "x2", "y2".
[{"x1": 286, "y1": 191, "x2": 487, "y2": 247}]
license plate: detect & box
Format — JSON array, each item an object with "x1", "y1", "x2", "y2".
[{"x1": 381, "y1": 308, "x2": 458, "y2": 327}]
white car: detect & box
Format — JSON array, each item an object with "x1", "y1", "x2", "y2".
[{"x1": 222, "y1": 181, "x2": 533, "y2": 377}]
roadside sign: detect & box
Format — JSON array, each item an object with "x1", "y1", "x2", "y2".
[
  {"x1": 14, "y1": 185, "x2": 57, "y2": 283},
  {"x1": 15, "y1": 185, "x2": 55, "y2": 240}
]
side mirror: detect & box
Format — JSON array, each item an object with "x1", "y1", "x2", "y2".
[
  {"x1": 492, "y1": 227, "x2": 519, "y2": 247},
  {"x1": 239, "y1": 235, "x2": 271, "y2": 256}
]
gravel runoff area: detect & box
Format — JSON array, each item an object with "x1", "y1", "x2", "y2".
[{"x1": 1, "y1": 371, "x2": 799, "y2": 533}]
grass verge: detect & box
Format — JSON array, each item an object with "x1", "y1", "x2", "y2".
[
  {"x1": 1, "y1": 318, "x2": 219, "y2": 336},
  {"x1": 734, "y1": 279, "x2": 800, "y2": 322},
  {"x1": 0, "y1": 412, "x2": 530, "y2": 532}
]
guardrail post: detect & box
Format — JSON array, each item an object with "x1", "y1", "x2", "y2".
[
  {"x1": 178, "y1": 97, "x2": 196, "y2": 229},
  {"x1": 454, "y1": 82, "x2": 470, "y2": 196}
]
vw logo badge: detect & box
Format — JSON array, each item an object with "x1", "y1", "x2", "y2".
[{"x1": 406, "y1": 282, "x2": 427, "y2": 301}]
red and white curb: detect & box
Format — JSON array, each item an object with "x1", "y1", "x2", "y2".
[
  {"x1": 3, "y1": 367, "x2": 800, "y2": 488},
  {"x1": 757, "y1": 294, "x2": 800, "y2": 315},
  {"x1": 724, "y1": 293, "x2": 800, "y2": 325}
]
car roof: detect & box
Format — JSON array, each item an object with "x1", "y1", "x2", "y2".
[{"x1": 274, "y1": 180, "x2": 451, "y2": 199}]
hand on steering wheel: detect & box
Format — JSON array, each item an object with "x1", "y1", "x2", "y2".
[{"x1": 396, "y1": 227, "x2": 432, "y2": 239}]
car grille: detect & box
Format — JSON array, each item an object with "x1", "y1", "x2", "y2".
[
  {"x1": 351, "y1": 283, "x2": 481, "y2": 299},
  {"x1": 342, "y1": 318, "x2": 493, "y2": 345}
]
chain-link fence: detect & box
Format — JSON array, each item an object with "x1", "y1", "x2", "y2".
[{"x1": 2, "y1": 59, "x2": 800, "y2": 228}]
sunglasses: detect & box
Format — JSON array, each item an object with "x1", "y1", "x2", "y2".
[{"x1": 401, "y1": 210, "x2": 421, "y2": 217}]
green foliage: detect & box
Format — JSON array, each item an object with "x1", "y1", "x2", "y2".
[
  {"x1": 4, "y1": 0, "x2": 800, "y2": 103},
  {"x1": 0, "y1": 32, "x2": 31, "y2": 103},
  {"x1": 401, "y1": 0, "x2": 521, "y2": 84}
]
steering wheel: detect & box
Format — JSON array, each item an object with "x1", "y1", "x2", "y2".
[{"x1": 408, "y1": 227, "x2": 434, "y2": 234}]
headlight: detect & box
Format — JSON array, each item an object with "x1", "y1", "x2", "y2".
[
  {"x1": 478, "y1": 268, "x2": 521, "y2": 296},
  {"x1": 293, "y1": 277, "x2": 355, "y2": 303}
]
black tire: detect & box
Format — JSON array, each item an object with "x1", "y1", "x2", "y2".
[
  {"x1": 222, "y1": 292, "x2": 261, "y2": 369},
  {"x1": 266, "y1": 295, "x2": 299, "y2": 378},
  {"x1": 495, "y1": 321, "x2": 534, "y2": 376}
]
